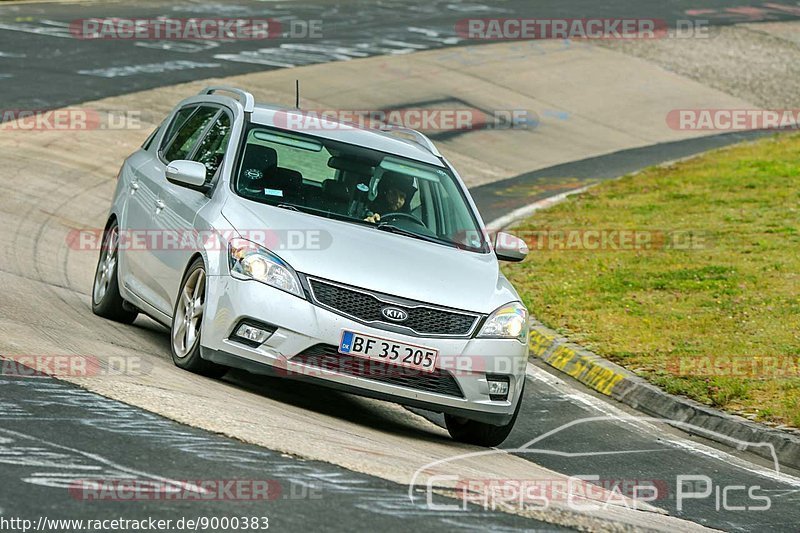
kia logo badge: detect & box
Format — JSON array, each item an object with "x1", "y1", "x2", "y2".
[{"x1": 381, "y1": 306, "x2": 408, "y2": 322}]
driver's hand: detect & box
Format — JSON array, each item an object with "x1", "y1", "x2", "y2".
[{"x1": 364, "y1": 213, "x2": 381, "y2": 224}]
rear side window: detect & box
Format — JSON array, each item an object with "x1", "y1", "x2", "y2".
[
  {"x1": 193, "y1": 112, "x2": 232, "y2": 183},
  {"x1": 141, "y1": 125, "x2": 160, "y2": 150},
  {"x1": 163, "y1": 106, "x2": 218, "y2": 162},
  {"x1": 160, "y1": 106, "x2": 196, "y2": 153}
]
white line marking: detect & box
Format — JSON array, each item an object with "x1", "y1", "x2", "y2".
[
  {"x1": 0, "y1": 21, "x2": 73, "y2": 39},
  {"x1": 78, "y1": 60, "x2": 220, "y2": 78},
  {"x1": 524, "y1": 363, "x2": 800, "y2": 486},
  {"x1": 0, "y1": 427, "x2": 209, "y2": 494},
  {"x1": 380, "y1": 39, "x2": 429, "y2": 49},
  {"x1": 487, "y1": 184, "x2": 594, "y2": 230},
  {"x1": 213, "y1": 52, "x2": 296, "y2": 68},
  {"x1": 135, "y1": 41, "x2": 219, "y2": 53}
]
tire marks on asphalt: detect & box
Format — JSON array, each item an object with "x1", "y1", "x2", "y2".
[{"x1": 0, "y1": 372, "x2": 561, "y2": 531}]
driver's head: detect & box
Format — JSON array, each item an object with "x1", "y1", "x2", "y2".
[{"x1": 378, "y1": 172, "x2": 416, "y2": 211}]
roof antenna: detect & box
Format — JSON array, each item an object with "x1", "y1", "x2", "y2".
[{"x1": 295, "y1": 79, "x2": 300, "y2": 109}]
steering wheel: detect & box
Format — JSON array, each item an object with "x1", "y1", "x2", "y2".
[{"x1": 380, "y1": 212, "x2": 426, "y2": 227}]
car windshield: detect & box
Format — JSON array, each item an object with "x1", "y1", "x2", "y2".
[{"x1": 232, "y1": 124, "x2": 488, "y2": 252}]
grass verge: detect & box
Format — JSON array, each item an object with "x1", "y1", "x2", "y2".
[{"x1": 503, "y1": 133, "x2": 800, "y2": 428}]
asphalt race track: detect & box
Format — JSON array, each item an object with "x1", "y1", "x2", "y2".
[
  {"x1": 2, "y1": 0, "x2": 800, "y2": 111},
  {"x1": 2, "y1": 1, "x2": 800, "y2": 532},
  {"x1": 0, "y1": 371, "x2": 563, "y2": 531}
]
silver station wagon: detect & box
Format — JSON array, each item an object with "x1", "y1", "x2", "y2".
[{"x1": 92, "y1": 87, "x2": 530, "y2": 446}]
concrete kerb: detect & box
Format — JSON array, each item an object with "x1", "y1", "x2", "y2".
[{"x1": 527, "y1": 319, "x2": 800, "y2": 470}]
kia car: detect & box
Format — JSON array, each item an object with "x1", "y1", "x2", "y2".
[{"x1": 92, "y1": 86, "x2": 530, "y2": 446}]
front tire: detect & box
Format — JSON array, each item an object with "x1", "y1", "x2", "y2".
[
  {"x1": 170, "y1": 258, "x2": 227, "y2": 379},
  {"x1": 92, "y1": 221, "x2": 138, "y2": 324},
  {"x1": 445, "y1": 381, "x2": 524, "y2": 447}
]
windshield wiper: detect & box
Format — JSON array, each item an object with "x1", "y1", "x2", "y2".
[
  {"x1": 272, "y1": 203, "x2": 452, "y2": 245},
  {"x1": 275, "y1": 202, "x2": 376, "y2": 226},
  {"x1": 375, "y1": 223, "x2": 458, "y2": 248}
]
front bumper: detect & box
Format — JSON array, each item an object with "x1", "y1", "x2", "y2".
[{"x1": 201, "y1": 275, "x2": 528, "y2": 425}]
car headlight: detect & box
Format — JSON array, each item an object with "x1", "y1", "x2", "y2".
[
  {"x1": 228, "y1": 238, "x2": 304, "y2": 298},
  {"x1": 478, "y1": 302, "x2": 528, "y2": 342}
]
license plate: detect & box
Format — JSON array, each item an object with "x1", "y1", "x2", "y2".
[{"x1": 339, "y1": 330, "x2": 438, "y2": 373}]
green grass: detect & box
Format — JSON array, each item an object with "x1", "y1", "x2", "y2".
[{"x1": 503, "y1": 133, "x2": 800, "y2": 427}]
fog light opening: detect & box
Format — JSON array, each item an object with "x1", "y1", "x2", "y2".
[
  {"x1": 230, "y1": 320, "x2": 276, "y2": 347},
  {"x1": 487, "y1": 375, "x2": 510, "y2": 401}
]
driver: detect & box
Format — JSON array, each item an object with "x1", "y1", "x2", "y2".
[{"x1": 364, "y1": 172, "x2": 417, "y2": 224}]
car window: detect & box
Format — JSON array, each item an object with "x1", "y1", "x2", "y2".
[
  {"x1": 160, "y1": 106, "x2": 196, "y2": 153},
  {"x1": 415, "y1": 178, "x2": 438, "y2": 234},
  {"x1": 276, "y1": 142, "x2": 334, "y2": 184},
  {"x1": 234, "y1": 125, "x2": 488, "y2": 253},
  {"x1": 192, "y1": 112, "x2": 232, "y2": 183},
  {"x1": 142, "y1": 124, "x2": 161, "y2": 151},
  {"x1": 163, "y1": 106, "x2": 218, "y2": 163}
]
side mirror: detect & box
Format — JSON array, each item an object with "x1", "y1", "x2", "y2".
[
  {"x1": 166, "y1": 160, "x2": 207, "y2": 188},
  {"x1": 494, "y1": 231, "x2": 529, "y2": 262}
]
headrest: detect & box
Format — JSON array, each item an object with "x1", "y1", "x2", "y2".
[
  {"x1": 379, "y1": 171, "x2": 417, "y2": 196},
  {"x1": 272, "y1": 167, "x2": 302, "y2": 186},
  {"x1": 241, "y1": 145, "x2": 277, "y2": 175},
  {"x1": 322, "y1": 179, "x2": 349, "y2": 201}
]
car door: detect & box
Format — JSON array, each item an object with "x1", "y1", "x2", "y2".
[
  {"x1": 128, "y1": 105, "x2": 219, "y2": 315},
  {"x1": 150, "y1": 106, "x2": 233, "y2": 316},
  {"x1": 121, "y1": 105, "x2": 198, "y2": 311}
]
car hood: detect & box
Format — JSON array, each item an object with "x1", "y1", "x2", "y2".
[{"x1": 221, "y1": 196, "x2": 521, "y2": 314}]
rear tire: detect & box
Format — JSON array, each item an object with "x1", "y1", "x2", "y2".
[
  {"x1": 445, "y1": 381, "x2": 524, "y2": 447},
  {"x1": 170, "y1": 258, "x2": 227, "y2": 379},
  {"x1": 92, "y1": 221, "x2": 138, "y2": 324}
]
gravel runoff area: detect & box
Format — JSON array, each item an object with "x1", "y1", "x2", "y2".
[{"x1": 600, "y1": 21, "x2": 800, "y2": 109}]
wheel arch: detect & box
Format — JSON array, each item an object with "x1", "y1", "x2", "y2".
[
  {"x1": 181, "y1": 252, "x2": 208, "y2": 282},
  {"x1": 104, "y1": 213, "x2": 118, "y2": 230}
]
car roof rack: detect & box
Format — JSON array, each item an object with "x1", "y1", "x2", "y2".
[
  {"x1": 200, "y1": 86, "x2": 255, "y2": 113},
  {"x1": 380, "y1": 126, "x2": 442, "y2": 158}
]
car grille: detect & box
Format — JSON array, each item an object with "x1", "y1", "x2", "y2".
[
  {"x1": 294, "y1": 344, "x2": 464, "y2": 398},
  {"x1": 308, "y1": 278, "x2": 480, "y2": 337}
]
